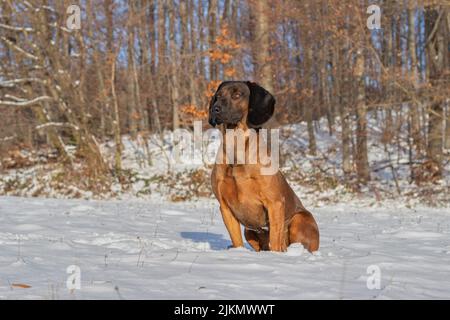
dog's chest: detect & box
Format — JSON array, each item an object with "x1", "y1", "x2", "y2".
[{"x1": 219, "y1": 169, "x2": 268, "y2": 229}]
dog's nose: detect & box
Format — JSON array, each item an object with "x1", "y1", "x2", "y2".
[{"x1": 213, "y1": 104, "x2": 221, "y2": 114}]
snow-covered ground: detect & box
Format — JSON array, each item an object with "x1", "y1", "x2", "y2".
[{"x1": 0, "y1": 196, "x2": 449, "y2": 299}]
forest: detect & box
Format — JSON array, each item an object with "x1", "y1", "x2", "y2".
[{"x1": 0, "y1": 0, "x2": 449, "y2": 201}]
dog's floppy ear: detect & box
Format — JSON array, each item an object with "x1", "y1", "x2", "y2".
[
  {"x1": 246, "y1": 81, "x2": 275, "y2": 127},
  {"x1": 208, "y1": 81, "x2": 229, "y2": 127}
]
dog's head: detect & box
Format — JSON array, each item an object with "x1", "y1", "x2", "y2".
[{"x1": 208, "y1": 81, "x2": 275, "y2": 128}]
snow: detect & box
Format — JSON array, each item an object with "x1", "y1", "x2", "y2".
[
  {"x1": 0, "y1": 196, "x2": 449, "y2": 299},
  {"x1": 0, "y1": 112, "x2": 449, "y2": 299}
]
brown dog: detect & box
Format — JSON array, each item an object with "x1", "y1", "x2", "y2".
[{"x1": 209, "y1": 81, "x2": 319, "y2": 253}]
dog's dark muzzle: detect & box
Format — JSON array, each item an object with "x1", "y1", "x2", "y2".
[
  {"x1": 209, "y1": 103, "x2": 243, "y2": 127},
  {"x1": 209, "y1": 103, "x2": 224, "y2": 127}
]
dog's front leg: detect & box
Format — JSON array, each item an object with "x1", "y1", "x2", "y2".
[
  {"x1": 267, "y1": 200, "x2": 287, "y2": 252},
  {"x1": 219, "y1": 201, "x2": 244, "y2": 248}
]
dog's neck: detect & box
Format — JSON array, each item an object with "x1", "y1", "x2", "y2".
[
  {"x1": 224, "y1": 122, "x2": 262, "y2": 132},
  {"x1": 218, "y1": 121, "x2": 262, "y2": 167},
  {"x1": 222, "y1": 121, "x2": 247, "y2": 131}
]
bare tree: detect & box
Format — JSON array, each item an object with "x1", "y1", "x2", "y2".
[
  {"x1": 425, "y1": 6, "x2": 448, "y2": 175},
  {"x1": 354, "y1": 46, "x2": 370, "y2": 183},
  {"x1": 250, "y1": 0, "x2": 273, "y2": 93}
]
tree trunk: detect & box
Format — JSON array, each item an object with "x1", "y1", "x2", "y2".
[
  {"x1": 135, "y1": 0, "x2": 149, "y2": 132},
  {"x1": 354, "y1": 48, "x2": 370, "y2": 183},
  {"x1": 180, "y1": 0, "x2": 190, "y2": 107},
  {"x1": 157, "y1": 0, "x2": 168, "y2": 129},
  {"x1": 87, "y1": 0, "x2": 110, "y2": 138},
  {"x1": 319, "y1": 4, "x2": 333, "y2": 136},
  {"x1": 425, "y1": 7, "x2": 448, "y2": 175},
  {"x1": 168, "y1": 0, "x2": 180, "y2": 130},
  {"x1": 127, "y1": 2, "x2": 138, "y2": 139},
  {"x1": 382, "y1": 1, "x2": 394, "y2": 146},
  {"x1": 250, "y1": 0, "x2": 273, "y2": 93},
  {"x1": 34, "y1": 105, "x2": 70, "y2": 163},
  {"x1": 143, "y1": 0, "x2": 161, "y2": 134},
  {"x1": 408, "y1": 5, "x2": 422, "y2": 155},
  {"x1": 336, "y1": 39, "x2": 352, "y2": 176},
  {"x1": 197, "y1": 0, "x2": 206, "y2": 81},
  {"x1": 188, "y1": 0, "x2": 200, "y2": 109},
  {"x1": 306, "y1": 46, "x2": 316, "y2": 156},
  {"x1": 111, "y1": 52, "x2": 122, "y2": 173},
  {"x1": 428, "y1": 102, "x2": 444, "y2": 170},
  {"x1": 208, "y1": 0, "x2": 218, "y2": 80},
  {"x1": 445, "y1": 103, "x2": 450, "y2": 150}
]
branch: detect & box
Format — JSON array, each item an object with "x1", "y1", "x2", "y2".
[
  {"x1": 0, "y1": 135, "x2": 17, "y2": 143},
  {"x1": 0, "y1": 96, "x2": 53, "y2": 107},
  {"x1": 0, "y1": 36, "x2": 38, "y2": 60},
  {"x1": 424, "y1": 9, "x2": 444, "y2": 49},
  {"x1": 4, "y1": 94, "x2": 27, "y2": 102},
  {"x1": 36, "y1": 122, "x2": 79, "y2": 131},
  {"x1": 0, "y1": 23, "x2": 34, "y2": 32},
  {"x1": 0, "y1": 78, "x2": 46, "y2": 88}
]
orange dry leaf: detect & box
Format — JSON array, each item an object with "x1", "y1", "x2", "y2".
[
  {"x1": 206, "y1": 81, "x2": 222, "y2": 98},
  {"x1": 224, "y1": 68, "x2": 236, "y2": 77},
  {"x1": 209, "y1": 49, "x2": 223, "y2": 61},
  {"x1": 131, "y1": 111, "x2": 141, "y2": 120},
  {"x1": 210, "y1": 25, "x2": 241, "y2": 65},
  {"x1": 229, "y1": 42, "x2": 240, "y2": 50},
  {"x1": 220, "y1": 53, "x2": 232, "y2": 64},
  {"x1": 221, "y1": 26, "x2": 229, "y2": 37},
  {"x1": 11, "y1": 283, "x2": 32, "y2": 289},
  {"x1": 181, "y1": 104, "x2": 208, "y2": 119}
]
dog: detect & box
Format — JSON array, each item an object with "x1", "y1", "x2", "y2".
[{"x1": 209, "y1": 81, "x2": 319, "y2": 253}]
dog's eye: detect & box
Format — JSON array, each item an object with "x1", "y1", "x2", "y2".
[{"x1": 232, "y1": 93, "x2": 241, "y2": 99}]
